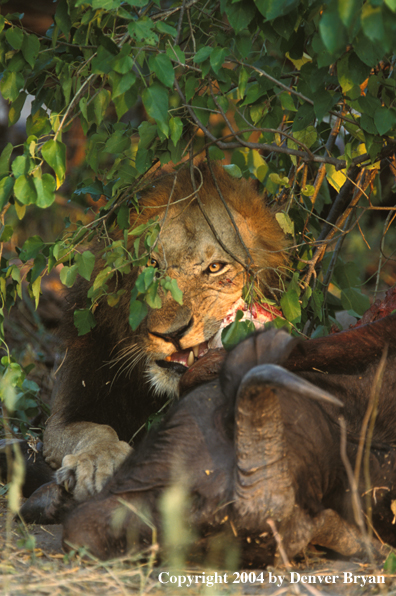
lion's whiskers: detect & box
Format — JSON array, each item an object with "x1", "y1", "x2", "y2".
[{"x1": 106, "y1": 344, "x2": 147, "y2": 387}]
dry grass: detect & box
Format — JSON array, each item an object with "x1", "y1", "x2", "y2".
[{"x1": 1, "y1": 495, "x2": 395, "y2": 596}]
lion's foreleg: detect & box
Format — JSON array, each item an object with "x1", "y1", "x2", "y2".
[{"x1": 43, "y1": 419, "x2": 132, "y2": 501}]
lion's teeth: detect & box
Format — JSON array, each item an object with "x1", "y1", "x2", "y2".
[
  {"x1": 192, "y1": 345, "x2": 199, "y2": 358},
  {"x1": 187, "y1": 351, "x2": 194, "y2": 367}
]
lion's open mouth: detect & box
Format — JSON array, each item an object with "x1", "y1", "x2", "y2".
[
  {"x1": 155, "y1": 298, "x2": 282, "y2": 374},
  {"x1": 164, "y1": 341, "x2": 209, "y2": 368}
]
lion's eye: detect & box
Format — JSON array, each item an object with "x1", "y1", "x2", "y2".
[
  {"x1": 207, "y1": 262, "x2": 225, "y2": 274},
  {"x1": 147, "y1": 257, "x2": 159, "y2": 268}
]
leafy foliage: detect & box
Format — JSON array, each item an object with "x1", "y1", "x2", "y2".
[{"x1": 0, "y1": 0, "x2": 396, "y2": 421}]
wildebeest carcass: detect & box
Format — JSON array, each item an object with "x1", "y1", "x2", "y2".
[{"x1": 46, "y1": 313, "x2": 396, "y2": 565}]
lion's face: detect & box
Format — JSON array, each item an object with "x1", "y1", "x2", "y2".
[
  {"x1": 139, "y1": 201, "x2": 248, "y2": 396},
  {"x1": 122, "y1": 164, "x2": 287, "y2": 399}
]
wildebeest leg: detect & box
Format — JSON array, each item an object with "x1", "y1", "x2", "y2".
[
  {"x1": 62, "y1": 494, "x2": 142, "y2": 559},
  {"x1": 310, "y1": 509, "x2": 383, "y2": 559},
  {"x1": 233, "y1": 363, "x2": 342, "y2": 529},
  {"x1": 19, "y1": 481, "x2": 77, "y2": 524}
]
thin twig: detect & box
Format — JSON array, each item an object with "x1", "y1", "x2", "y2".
[
  {"x1": 374, "y1": 210, "x2": 394, "y2": 299},
  {"x1": 339, "y1": 416, "x2": 374, "y2": 564},
  {"x1": 363, "y1": 346, "x2": 388, "y2": 537},
  {"x1": 205, "y1": 149, "x2": 254, "y2": 271},
  {"x1": 188, "y1": 159, "x2": 250, "y2": 271}
]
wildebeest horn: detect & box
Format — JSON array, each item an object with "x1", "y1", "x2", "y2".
[
  {"x1": 234, "y1": 364, "x2": 343, "y2": 527},
  {"x1": 221, "y1": 329, "x2": 301, "y2": 402}
]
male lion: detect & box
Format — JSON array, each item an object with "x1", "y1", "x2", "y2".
[{"x1": 43, "y1": 162, "x2": 287, "y2": 501}]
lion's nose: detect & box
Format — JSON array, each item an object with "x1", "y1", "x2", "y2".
[{"x1": 148, "y1": 318, "x2": 194, "y2": 349}]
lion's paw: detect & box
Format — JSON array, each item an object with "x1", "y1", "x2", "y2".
[{"x1": 55, "y1": 440, "x2": 132, "y2": 501}]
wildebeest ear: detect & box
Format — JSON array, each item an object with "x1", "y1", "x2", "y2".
[
  {"x1": 220, "y1": 328, "x2": 301, "y2": 402},
  {"x1": 233, "y1": 364, "x2": 342, "y2": 525},
  {"x1": 233, "y1": 363, "x2": 295, "y2": 523}
]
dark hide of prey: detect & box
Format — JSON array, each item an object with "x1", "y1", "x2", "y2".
[
  {"x1": 0, "y1": 439, "x2": 54, "y2": 498},
  {"x1": 50, "y1": 314, "x2": 396, "y2": 565}
]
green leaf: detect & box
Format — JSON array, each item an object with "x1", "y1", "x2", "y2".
[
  {"x1": 255, "y1": 0, "x2": 297, "y2": 20},
  {"x1": 128, "y1": 19, "x2": 158, "y2": 45},
  {"x1": 280, "y1": 92, "x2": 296, "y2": 112},
  {"x1": 374, "y1": 108, "x2": 395, "y2": 135},
  {"x1": 191, "y1": 95, "x2": 210, "y2": 127},
  {"x1": 280, "y1": 288, "x2": 301, "y2": 324},
  {"x1": 55, "y1": 0, "x2": 72, "y2": 35},
  {"x1": 226, "y1": 1, "x2": 256, "y2": 33},
  {"x1": 138, "y1": 121, "x2": 158, "y2": 149},
  {"x1": 0, "y1": 71, "x2": 24, "y2": 102},
  {"x1": 325, "y1": 164, "x2": 347, "y2": 192},
  {"x1": 129, "y1": 219, "x2": 158, "y2": 237},
  {"x1": 103, "y1": 130, "x2": 131, "y2": 154},
  {"x1": 135, "y1": 267, "x2": 156, "y2": 292},
  {"x1": 169, "y1": 117, "x2": 183, "y2": 145},
  {"x1": 110, "y1": 72, "x2": 136, "y2": 99},
  {"x1": 11, "y1": 155, "x2": 34, "y2": 178},
  {"x1": 275, "y1": 212, "x2": 294, "y2": 235},
  {"x1": 9, "y1": 92, "x2": 27, "y2": 126},
  {"x1": 112, "y1": 52, "x2": 134, "y2": 75},
  {"x1": 33, "y1": 174, "x2": 56, "y2": 208},
  {"x1": 166, "y1": 44, "x2": 185, "y2": 64},
  {"x1": 0, "y1": 225, "x2": 13, "y2": 242},
  {"x1": 354, "y1": 32, "x2": 384, "y2": 67},
  {"x1": 221, "y1": 310, "x2": 255, "y2": 350},
  {"x1": 76, "y1": 250, "x2": 95, "y2": 282},
  {"x1": 208, "y1": 146, "x2": 225, "y2": 161},
  {"x1": 223, "y1": 164, "x2": 242, "y2": 178},
  {"x1": 41, "y1": 139, "x2": 67, "y2": 188},
  {"x1": 93, "y1": 89, "x2": 111, "y2": 126},
  {"x1": 312, "y1": 89, "x2": 338, "y2": 122},
  {"x1": 92, "y1": 45, "x2": 114, "y2": 74},
  {"x1": 150, "y1": 53, "x2": 175, "y2": 88},
  {"x1": 238, "y1": 67, "x2": 249, "y2": 99},
  {"x1": 312, "y1": 289, "x2": 324, "y2": 321},
  {"x1": 333, "y1": 261, "x2": 360, "y2": 289},
  {"x1": 162, "y1": 277, "x2": 183, "y2": 305},
  {"x1": 60, "y1": 262, "x2": 79, "y2": 287},
  {"x1": 385, "y1": 0, "x2": 396, "y2": 11},
  {"x1": 117, "y1": 203, "x2": 130, "y2": 230},
  {"x1": 30, "y1": 254, "x2": 46, "y2": 283},
  {"x1": 5, "y1": 27, "x2": 24, "y2": 50},
  {"x1": 14, "y1": 201, "x2": 26, "y2": 220},
  {"x1": 292, "y1": 103, "x2": 315, "y2": 132},
  {"x1": 341, "y1": 288, "x2": 370, "y2": 316},
  {"x1": 21, "y1": 34, "x2": 40, "y2": 68},
  {"x1": 288, "y1": 126, "x2": 317, "y2": 151},
  {"x1": 129, "y1": 299, "x2": 148, "y2": 331},
  {"x1": 361, "y1": 4, "x2": 385, "y2": 42},
  {"x1": 26, "y1": 108, "x2": 52, "y2": 137},
  {"x1": 74, "y1": 309, "x2": 97, "y2": 336},
  {"x1": 384, "y1": 551, "x2": 396, "y2": 573},
  {"x1": 142, "y1": 84, "x2": 169, "y2": 137},
  {"x1": 194, "y1": 46, "x2": 213, "y2": 63},
  {"x1": 0, "y1": 177, "x2": 14, "y2": 209},
  {"x1": 19, "y1": 236, "x2": 44, "y2": 261},
  {"x1": 319, "y1": 6, "x2": 346, "y2": 54},
  {"x1": 145, "y1": 281, "x2": 162, "y2": 309},
  {"x1": 338, "y1": 0, "x2": 360, "y2": 27},
  {"x1": 360, "y1": 113, "x2": 377, "y2": 135},
  {"x1": 14, "y1": 175, "x2": 37, "y2": 205},
  {"x1": 0, "y1": 143, "x2": 13, "y2": 177},
  {"x1": 185, "y1": 76, "x2": 197, "y2": 102},
  {"x1": 210, "y1": 47, "x2": 227, "y2": 75}
]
